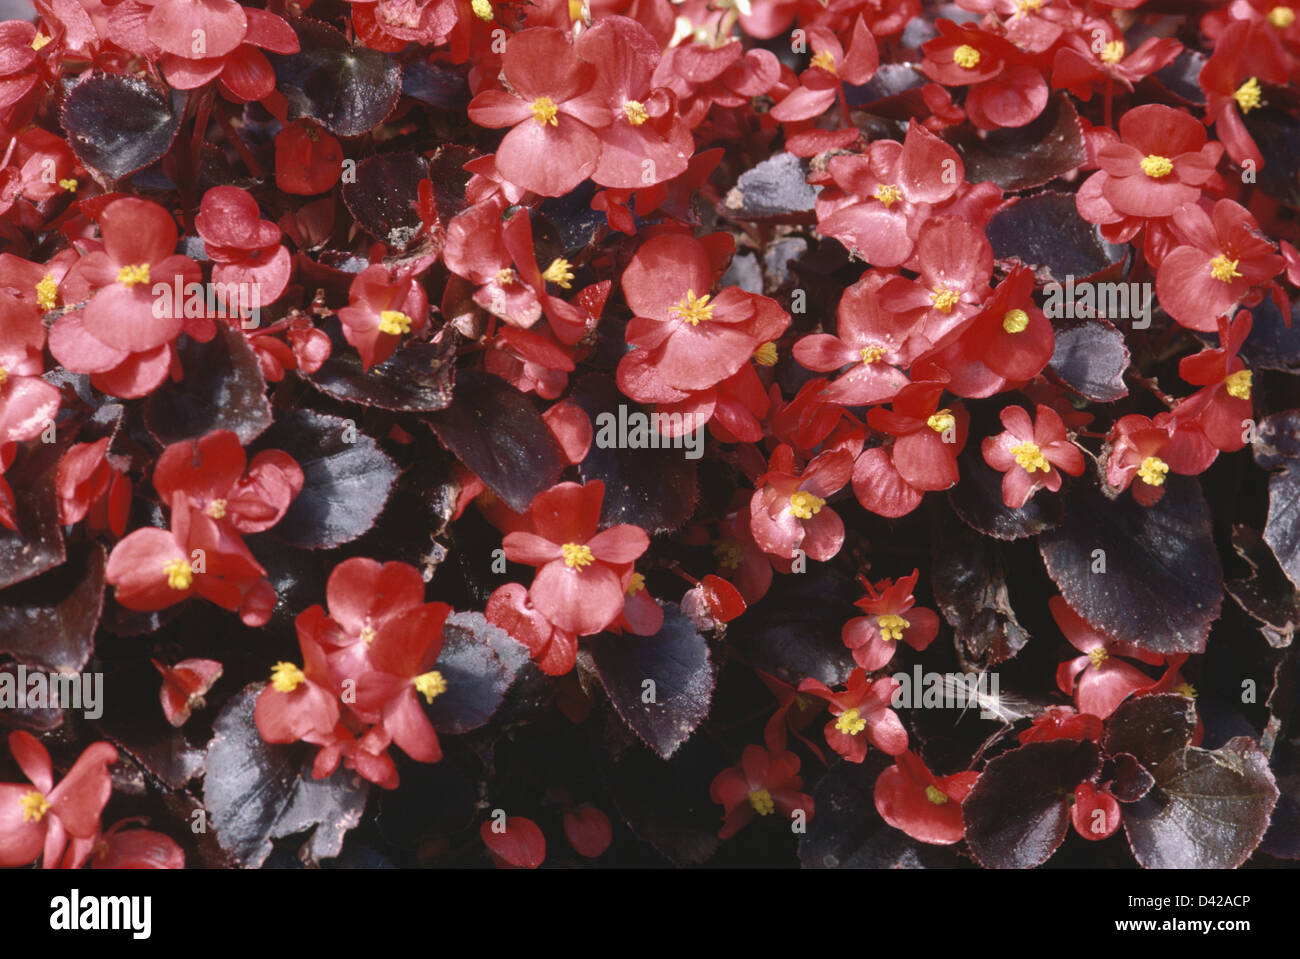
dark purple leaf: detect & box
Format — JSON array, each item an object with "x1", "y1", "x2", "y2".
[
  {"x1": 204, "y1": 684, "x2": 369, "y2": 867},
  {"x1": 1039, "y1": 473, "x2": 1223, "y2": 654},
  {"x1": 252, "y1": 409, "x2": 400, "y2": 549},
  {"x1": 267, "y1": 19, "x2": 401, "y2": 138},
  {"x1": 0, "y1": 542, "x2": 104, "y2": 672},
  {"x1": 1048, "y1": 314, "x2": 1130, "y2": 402},
  {"x1": 1254, "y1": 411, "x2": 1300, "y2": 591},
  {"x1": 1123, "y1": 737, "x2": 1278, "y2": 869},
  {"x1": 962, "y1": 739, "x2": 1101, "y2": 869},
  {"x1": 61, "y1": 73, "x2": 180, "y2": 181},
  {"x1": 569, "y1": 374, "x2": 699, "y2": 533},
  {"x1": 340, "y1": 152, "x2": 428, "y2": 251},
  {"x1": 1103, "y1": 694, "x2": 1198, "y2": 771},
  {"x1": 144, "y1": 326, "x2": 272, "y2": 446},
  {"x1": 426, "y1": 611, "x2": 530, "y2": 735},
  {"x1": 0, "y1": 441, "x2": 65, "y2": 590},
  {"x1": 988, "y1": 191, "x2": 1127, "y2": 285},
  {"x1": 799, "y1": 755, "x2": 958, "y2": 868},
  {"x1": 307, "y1": 321, "x2": 455, "y2": 412},
  {"x1": 948, "y1": 442, "x2": 1061, "y2": 540},
  {"x1": 932, "y1": 517, "x2": 1030, "y2": 668},
  {"x1": 722, "y1": 152, "x2": 818, "y2": 222},
  {"x1": 1227, "y1": 524, "x2": 1299, "y2": 647},
  {"x1": 586, "y1": 604, "x2": 713, "y2": 759},
  {"x1": 944, "y1": 93, "x2": 1085, "y2": 192},
  {"x1": 427, "y1": 370, "x2": 564, "y2": 513},
  {"x1": 730, "y1": 565, "x2": 857, "y2": 686}
]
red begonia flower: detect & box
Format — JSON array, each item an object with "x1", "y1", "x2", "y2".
[
  {"x1": 0, "y1": 291, "x2": 59, "y2": 445},
  {"x1": 1104, "y1": 412, "x2": 1217, "y2": 505},
  {"x1": 792, "y1": 270, "x2": 920, "y2": 406},
  {"x1": 874, "y1": 749, "x2": 977, "y2": 845},
  {"x1": 481, "y1": 815, "x2": 546, "y2": 868},
  {"x1": 254, "y1": 633, "x2": 342, "y2": 744},
  {"x1": 1175, "y1": 311, "x2": 1255, "y2": 452},
  {"x1": 56, "y1": 438, "x2": 132, "y2": 537},
  {"x1": 1071, "y1": 781, "x2": 1122, "y2": 841},
  {"x1": 620, "y1": 231, "x2": 765, "y2": 391},
  {"x1": 563, "y1": 805, "x2": 613, "y2": 859},
  {"x1": 154, "y1": 657, "x2": 223, "y2": 727},
  {"x1": 798, "y1": 669, "x2": 908, "y2": 762},
  {"x1": 337, "y1": 263, "x2": 429, "y2": 370},
  {"x1": 573, "y1": 15, "x2": 692, "y2": 188},
  {"x1": 1052, "y1": 595, "x2": 1164, "y2": 718},
  {"x1": 194, "y1": 185, "x2": 292, "y2": 308},
  {"x1": 709, "y1": 743, "x2": 813, "y2": 839},
  {"x1": 274, "y1": 120, "x2": 345, "y2": 195},
  {"x1": 1155, "y1": 199, "x2": 1283, "y2": 331},
  {"x1": 1093, "y1": 104, "x2": 1221, "y2": 219},
  {"x1": 815, "y1": 120, "x2": 968, "y2": 268},
  {"x1": 749, "y1": 443, "x2": 852, "y2": 561},
  {"x1": 981, "y1": 404, "x2": 1085, "y2": 509},
  {"x1": 502, "y1": 480, "x2": 649, "y2": 636},
  {"x1": 864, "y1": 377, "x2": 969, "y2": 493},
  {"x1": 467, "y1": 26, "x2": 612, "y2": 197},
  {"x1": 770, "y1": 17, "x2": 878, "y2": 122},
  {"x1": 90, "y1": 820, "x2": 186, "y2": 869},
  {"x1": 841, "y1": 569, "x2": 939, "y2": 671},
  {"x1": 353, "y1": 601, "x2": 453, "y2": 764},
  {"x1": 1018, "y1": 705, "x2": 1103, "y2": 744},
  {"x1": 0, "y1": 731, "x2": 118, "y2": 869},
  {"x1": 1051, "y1": 30, "x2": 1181, "y2": 102},
  {"x1": 486, "y1": 581, "x2": 579, "y2": 675},
  {"x1": 920, "y1": 19, "x2": 1048, "y2": 129},
  {"x1": 145, "y1": 0, "x2": 248, "y2": 60},
  {"x1": 159, "y1": 7, "x2": 298, "y2": 103}
]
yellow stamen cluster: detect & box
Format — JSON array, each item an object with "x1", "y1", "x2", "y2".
[
  {"x1": 379, "y1": 310, "x2": 412, "y2": 335},
  {"x1": 270, "y1": 661, "x2": 305, "y2": 693},
  {"x1": 670, "y1": 289, "x2": 714, "y2": 326},
  {"x1": 927, "y1": 409, "x2": 956, "y2": 435},
  {"x1": 1225, "y1": 369, "x2": 1252, "y2": 400},
  {"x1": 31, "y1": 33, "x2": 51, "y2": 51},
  {"x1": 58, "y1": 178, "x2": 77, "y2": 192},
  {"x1": 1234, "y1": 77, "x2": 1263, "y2": 113},
  {"x1": 1140, "y1": 155, "x2": 1173, "y2": 178},
  {"x1": 1210, "y1": 255, "x2": 1242, "y2": 282},
  {"x1": 1137, "y1": 455, "x2": 1169, "y2": 486},
  {"x1": 495, "y1": 267, "x2": 517, "y2": 286},
  {"x1": 627, "y1": 571, "x2": 646, "y2": 595},
  {"x1": 1269, "y1": 6, "x2": 1296, "y2": 28},
  {"x1": 789, "y1": 490, "x2": 825, "y2": 519},
  {"x1": 542, "y1": 258, "x2": 574, "y2": 289},
  {"x1": 1088, "y1": 647, "x2": 1108, "y2": 668},
  {"x1": 0, "y1": 367, "x2": 7, "y2": 386},
  {"x1": 714, "y1": 540, "x2": 744, "y2": 569},
  {"x1": 1010, "y1": 440, "x2": 1049, "y2": 473},
  {"x1": 877, "y1": 613, "x2": 910, "y2": 641},
  {"x1": 874, "y1": 183, "x2": 902, "y2": 207},
  {"x1": 361, "y1": 626, "x2": 377, "y2": 645},
  {"x1": 530, "y1": 97, "x2": 559, "y2": 126},
  {"x1": 748, "y1": 788, "x2": 775, "y2": 815},
  {"x1": 924, "y1": 785, "x2": 949, "y2": 805},
  {"x1": 563, "y1": 542, "x2": 594, "y2": 569},
  {"x1": 1173, "y1": 681, "x2": 1197, "y2": 698},
  {"x1": 413, "y1": 670, "x2": 447, "y2": 703},
  {"x1": 753, "y1": 342, "x2": 778, "y2": 366},
  {"x1": 36, "y1": 272, "x2": 58, "y2": 311},
  {"x1": 623, "y1": 100, "x2": 648, "y2": 125},
  {"x1": 835, "y1": 708, "x2": 867, "y2": 736},
  {"x1": 205, "y1": 499, "x2": 227, "y2": 520},
  {"x1": 1100, "y1": 40, "x2": 1125, "y2": 64},
  {"x1": 860, "y1": 345, "x2": 887, "y2": 364},
  {"x1": 1002, "y1": 308, "x2": 1029, "y2": 333},
  {"x1": 19, "y1": 790, "x2": 50, "y2": 823},
  {"x1": 117, "y1": 263, "x2": 150, "y2": 287},
  {"x1": 953, "y1": 45, "x2": 981, "y2": 69},
  {"x1": 810, "y1": 50, "x2": 836, "y2": 74},
  {"x1": 1014, "y1": 0, "x2": 1042, "y2": 15},
  {"x1": 163, "y1": 558, "x2": 193, "y2": 591},
  {"x1": 472, "y1": 0, "x2": 493, "y2": 20},
  {"x1": 930, "y1": 285, "x2": 960, "y2": 312}
]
